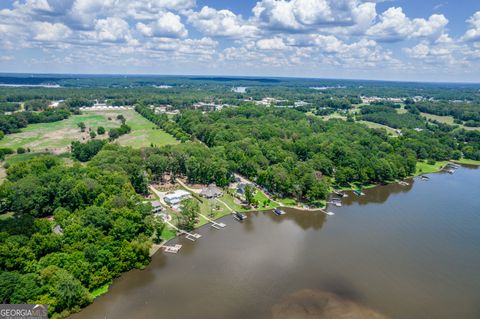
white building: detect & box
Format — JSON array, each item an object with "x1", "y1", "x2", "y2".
[{"x1": 164, "y1": 190, "x2": 191, "y2": 206}]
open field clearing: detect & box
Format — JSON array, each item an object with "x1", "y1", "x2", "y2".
[
  {"x1": 0, "y1": 109, "x2": 178, "y2": 151},
  {"x1": 320, "y1": 113, "x2": 347, "y2": 121},
  {"x1": 396, "y1": 105, "x2": 408, "y2": 114},
  {"x1": 0, "y1": 166, "x2": 5, "y2": 184},
  {"x1": 416, "y1": 160, "x2": 449, "y2": 174},
  {"x1": 421, "y1": 112, "x2": 480, "y2": 131},
  {"x1": 421, "y1": 112, "x2": 455, "y2": 124},
  {"x1": 358, "y1": 120, "x2": 399, "y2": 136},
  {"x1": 115, "y1": 111, "x2": 179, "y2": 148}
]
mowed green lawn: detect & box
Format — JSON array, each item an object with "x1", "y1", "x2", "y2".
[
  {"x1": 0, "y1": 109, "x2": 178, "y2": 151},
  {"x1": 115, "y1": 111, "x2": 179, "y2": 148}
]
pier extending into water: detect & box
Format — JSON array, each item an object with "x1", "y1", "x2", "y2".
[
  {"x1": 198, "y1": 212, "x2": 227, "y2": 229},
  {"x1": 164, "y1": 219, "x2": 202, "y2": 241}
]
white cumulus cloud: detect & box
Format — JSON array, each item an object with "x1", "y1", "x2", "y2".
[
  {"x1": 188, "y1": 6, "x2": 257, "y2": 38},
  {"x1": 33, "y1": 22, "x2": 73, "y2": 41},
  {"x1": 93, "y1": 17, "x2": 131, "y2": 42},
  {"x1": 136, "y1": 12, "x2": 188, "y2": 38},
  {"x1": 462, "y1": 11, "x2": 480, "y2": 42},
  {"x1": 256, "y1": 37, "x2": 287, "y2": 50},
  {"x1": 252, "y1": 0, "x2": 377, "y2": 32},
  {"x1": 367, "y1": 7, "x2": 448, "y2": 42}
]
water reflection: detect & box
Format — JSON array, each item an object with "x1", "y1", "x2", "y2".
[
  {"x1": 340, "y1": 179, "x2": 414, "y2": 206},
  {"x1": 263, "y1": 209, "x2": 327, "y2": 231}
]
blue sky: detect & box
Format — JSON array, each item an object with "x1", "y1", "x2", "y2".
[{"x1": 0, "y1": 0, "x2": 479, "y2": 82}]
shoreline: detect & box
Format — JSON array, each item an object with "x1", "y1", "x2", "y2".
[{"x1": 86, "y1": 158, "x2": 480, "y2": 311}]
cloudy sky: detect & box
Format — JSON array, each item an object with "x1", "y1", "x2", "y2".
[{"x1": 0, "y1": 0, "x2": 479, "y2": 82}]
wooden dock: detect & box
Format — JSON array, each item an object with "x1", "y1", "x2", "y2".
[
  {"x1": 163, "y1": 244, "x2": 182, "y2": 254},
  {"x1": 164, "y1": 220, "x2": 202, "y2": 241},
  {"x1": 198, "y1": 212, "x2": 226, "y2": 229}
]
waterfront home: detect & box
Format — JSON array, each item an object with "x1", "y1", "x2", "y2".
[
  {"x1": 164, "y1": 190, "x2": 191, "y2": 206},
  {"x1": 200, "y1": 184, "x2": 223, "y2": 198},
  {"x1": 236, "y1": 182, "x2": 255, "y2": 195},
  {"x1": 151, "y1": 200, "x2": 164, "y2": 213}
]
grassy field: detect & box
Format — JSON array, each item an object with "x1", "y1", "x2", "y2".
[
  {"x1": 219, "y1": 193, "x2": 245, "y2": 212},
  {"x1": 421, "y1": 112, "x2": 480, "y2": 131},
  {"x1": 0, "y1": 109, "x2": 178, "y2": 151},
  {"x1": 453, "y1": 158, "x2": 480, "y2": 166},
  {"x1": 277, "y1": 197, "x2": 298, "y2": 206},
  {"x1": 358, "y1": 120, "x2": 399, "y2": 136},
  {"x1": 0, "y1": 212, "x2": 14, "y2": 220},
  {"x1": 421, "y1": 112, "x2": 455, "y2": 125},
  {"x1": 320, "y1": 113, "x2": 347, "y2": 121},
  {"x1": 396, "y1": 105, "x2": 408, "y2": 114},
  {"x1": 415, "y1": 160, "x2": 449, "y2": 175},
  {"x1": 195, "y1": 196, "x2": 232, "y2": 227},
  {"x1": 90, "y1": 282, "x2": 111, "y2": 299},
  {"x1": 253, "y1": 190, "x2": 279, "y2": 210}
]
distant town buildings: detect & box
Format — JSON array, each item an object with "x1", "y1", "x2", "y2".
[
  {"x1": 255, "y1": 97, "x2": 288, "y2": 106},
  {"x1": 192, "y1": 102, "x2": 228, "y2": 112},
  {"x1": 361, "y1": 96, "x2": 405, "y2": 104},
  {"x1": 232, "y1": 87, "x2": 247, "y2": 93},
  {"x1": 294, "y1": 101, "x2": 310, "y2": 108}
]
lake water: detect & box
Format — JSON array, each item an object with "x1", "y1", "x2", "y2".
[{"x1": 71, "y1": 166, "x2": 480, "y2": 319}]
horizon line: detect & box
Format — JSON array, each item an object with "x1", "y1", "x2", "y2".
[{"x1": 1, "y1": 72, "x2": 480, "y2": 86}]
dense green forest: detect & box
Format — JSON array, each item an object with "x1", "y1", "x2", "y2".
[
  {"x1": 0, "y1": 102, "x2": 21, "y2": 114},
  {"x1": 173, "y1": 106, "x2": 479, "y2": 200},
  {"x1": 0, "y1": 152, "x2": 153, "y2": 318},
  {"x1": 358, "y1": 105, "x2": 426, "y2": 129}
]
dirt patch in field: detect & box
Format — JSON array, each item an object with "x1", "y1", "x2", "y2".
[{"x1": 0, "y1": 165, "x2": 6, "y2": 184}]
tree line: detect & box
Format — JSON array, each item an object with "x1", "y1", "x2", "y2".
[
  {"x1": 134, "y1": 104, "x2": 190, "y2": 142},
  {"x1": 0, "y1": 109, "x2": 70, "y2": 137}
]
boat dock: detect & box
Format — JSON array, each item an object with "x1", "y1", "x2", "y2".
[
  {"x1": 333, "y1": 190, "x2": 347, "y2": 198},
  {"x1": 164, "y1": 220, "x2": 202, "y2": 241},
  {"x1": 353, "y1": 190, "x2": 365, "y2": 196},
  {"x1": 198, "y1": 212, "x2": 226, "y2": 230},
  {"x1": 327, "y1": 200, "x2": 342, "y2": 207},
  {"x1": 163, "y1": 244, "x2": 182, "y2": 254}
]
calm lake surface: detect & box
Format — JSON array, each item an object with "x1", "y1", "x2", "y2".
[{"x1": 71, "y1": 166, "x2": 480, "y2": 319}]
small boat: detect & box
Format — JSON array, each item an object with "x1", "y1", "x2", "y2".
[
  {"x1": 333, "y1": 191, "x2": 346, "y2": 198},
  {"x1": 326, "y1": 211, "x2": 335, "y2": 216},
  {"x1": 233, "y1": 212, "x2": 247, "y2": 221},
  {"x1": 398, "y1": 181, "x2": 409, "y2": 186},
  {"x1": 353, "y1": 190, "x2": 365, "y2": 196},
  {"x1": 420, "y1": 175, "x2": 430, "y2": 180},
  {"x1": 273, "y1": 208, "x2": 286, "y2": 216},
  {"x1": 447, "y1": 169, "x2": 455, "y2": 174}
]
